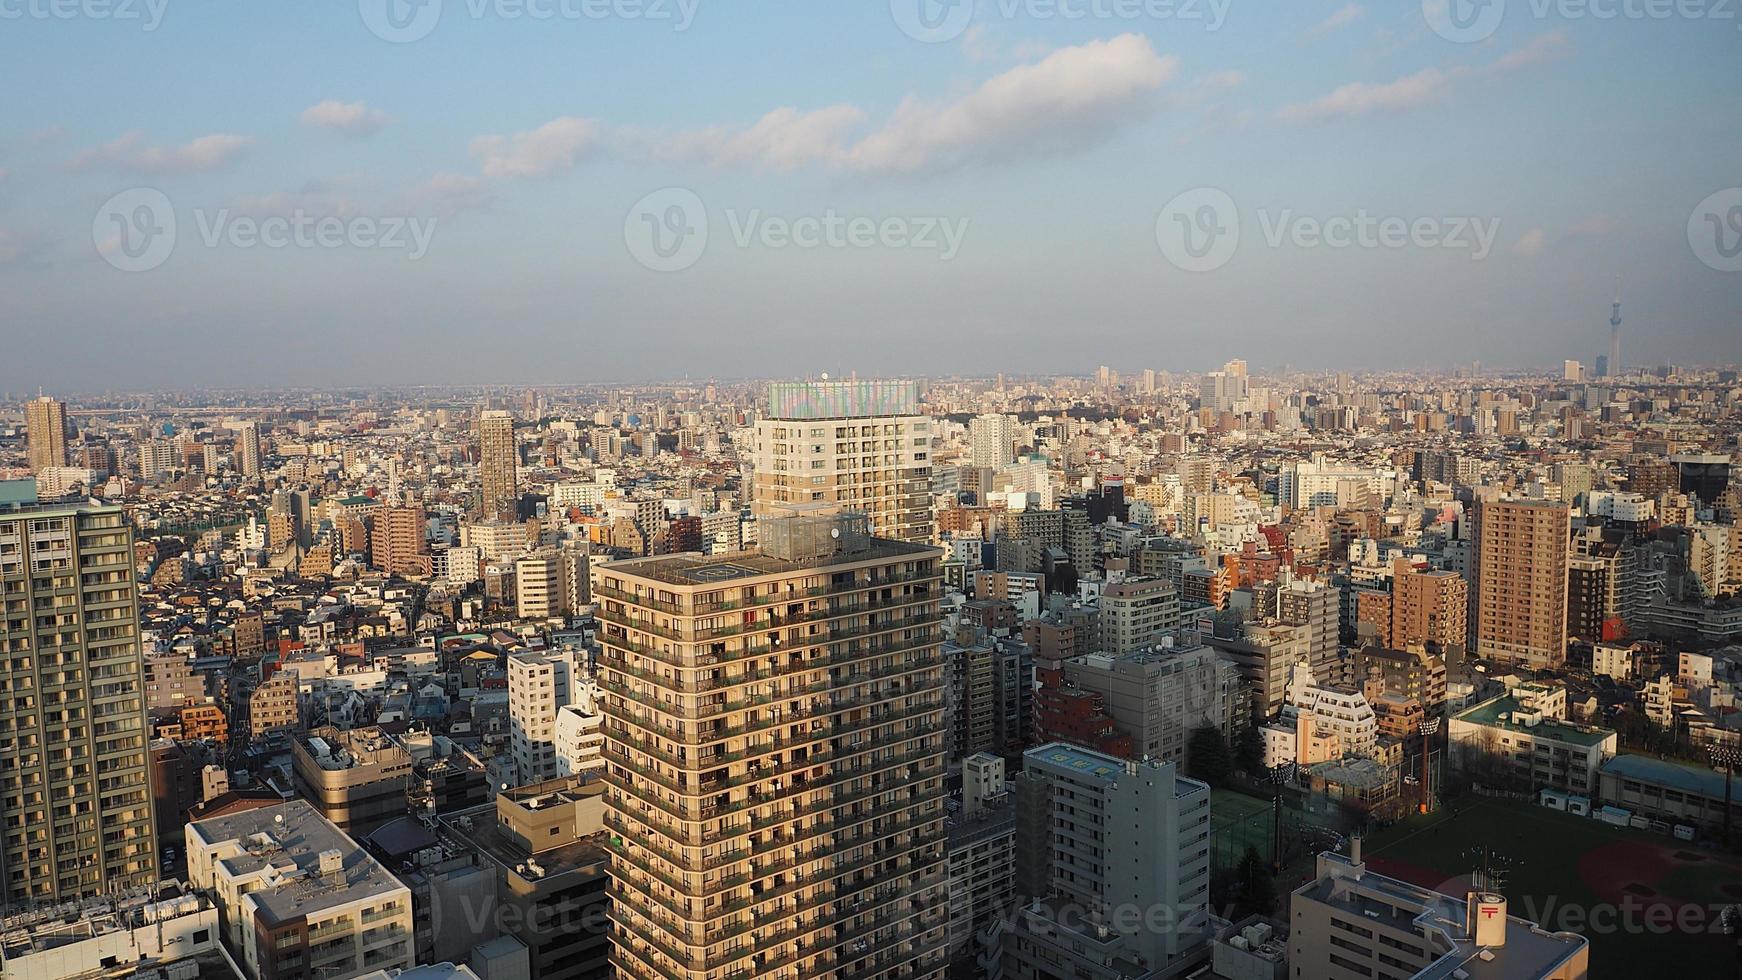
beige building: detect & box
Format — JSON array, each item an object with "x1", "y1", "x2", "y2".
[
  {"x1": 596, "y1": 510, "x2": 950, "y2": 980},
  {"x1": 185, "y1": 800, "x2": 414, "y2": 980},
  {"x1": 292, "y1": 727, "x2": 413, "y2": 837},
  {"x1": 1386, "y1": 557, "x2": 1468, "y2": 654},
  {"x1": 24, "y1": 395, "x2": 69, "y2": 472},
  {"x1": 1097, "y1": 576, "x2": 1182, "y2": 654},
  {"x1": 1291, "y1": 842, "x2": 1587, "y2": 979},
  {"x1": 750, "y1": 380, "x2": 933, "y2": 542},
  {"x1": 477, "y1": 410, "x2": 518, "y2": 522},
  {"x1": 369, "y1": 503, "x2": 429, "y2": 577},
  {"x1": 1476, "y1": 498, "x2": 1570, "y2": 668},
  {"x1": 251, "y1": 670, "x2": 301, "y2": 739},
  {"x1": 513, "y1": 545, "x2": 588, "y2": 621},
  {"x1": 0, "y1": 492, "x2": 157, "y2": 908}
]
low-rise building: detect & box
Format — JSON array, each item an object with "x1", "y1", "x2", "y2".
[
  {"x1": 292, "y1": 727, "x2": 414, "y2": 837},
  {"x1": 1448, "y1": 696, "x2": 1618, "y2": 796}
]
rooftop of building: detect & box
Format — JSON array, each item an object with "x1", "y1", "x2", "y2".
[
  {"x1": 1300, "y1": 851, "x2": 1587, "y2": 980},
  {"x1": 602, "y1": 537, "x2": 937, "y2": 586},
  {"x1": 1454, "y1": 696, "x2": 1615, "y2": 748},
  {"x1": 1600, "y1": 753, "x2": 1734, "y2": 799},
  {"x1": 439, "y1": 804, "x2": 609, "y2": 883},
  {"x1": 944, "y1": 795, "x2": 1016, "y2": 850},
  {"x1": 0, "y1": 883, "x2": 215, "y2": 961},
  {"x1": 187, "y1": 800, "x2": 406, "y2": 926}
]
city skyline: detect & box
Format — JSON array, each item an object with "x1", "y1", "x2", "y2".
[{"x1": 2, "y1": 5, "x2": 1740, "y2": 389}]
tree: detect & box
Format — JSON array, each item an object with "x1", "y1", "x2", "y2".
[
  {"x1": 1188, "y1": 725, "x2": 1233, "y2": 786},
  {"x1": 1235, "y1": 845, "x2": 1278, "y2": 918},
  {"x1": 1236, "y1": 723, "x2": 1265, "y2": 774}
]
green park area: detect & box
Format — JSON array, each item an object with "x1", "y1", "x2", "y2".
[{"x1": 1363, "y1": 798, "x2": 1742, "y2": 978}]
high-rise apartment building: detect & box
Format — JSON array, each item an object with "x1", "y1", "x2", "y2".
[
  {"x1": 1096, "y1": 577, "x2": 1182, "y2": 654},
  {"x1": 750, "y1": 380, "x2": 933, "y2": 542},
  {"x1": 508, "y1": 648, "x2": 578, "y2": 787},
  {"x1": 235, "y1": 419, "x2": 261, "y2": 479},
  {"x1": 1475, "y1": 498, "x2": 1571, "y2": 668},
  {"x1": 369, "y1": 503, "x2": 429, "y2": 577},
  {"x1": 0, "y1": 485, "x2": 157, "y2": 908},
  {"x1": 968, "y1": 413, "x2": 1016, "y2": 471},
  {"x1": 24, "y1": 395, "x2": 68, "y2": 472},
  {"x1": 596, "y1": 510, "x2": 950, "y2": 980},
  {"x1": 1381, "y1": 557, "x2": 1468, "y2": 654},
  {"x1": 478, "y1": 410, "x2": 519, "y2": 522}
]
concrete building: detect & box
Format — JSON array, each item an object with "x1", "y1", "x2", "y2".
[
  {"x1": 596, "y1": 509, "x2": 949, "y2": 980},
  {"x1": 1597, "y1": 754, "x2": 1742, "y2": 834},
  {"x1": 1378, "y1": 557, "x2": 1468, "y2": 655},
  {"x1": 969, "y1": 413, "x2": 1017, "y2": 471},
  {"x1": 439, "y1": 776, "x2": 612, "y2": 980},
  {"x1": 1098, "y1": 577, "x2": 1183, "y2": 654},
  {"x1": 236, "y1": 420, "x2": 261, "y2": 480},
  {"x1": 513, "y1": 546, "x2": 588, "y2": 621},
  {"x1": 946, "y1": 755, "x2": 1016, "y2": 973},
  {"x1": 1060, "y1": 643, "x2": 1245, "y2": 767},
  {"x1": 1352, "y1": 645, "x2": 1448, "y2": 714},
  {"x1": 1448, "y1": 696, "x2": 1617, "y2": 796},
  {"x1": 370, "y1": 504, "x2": 430, "y2": 577},
  {"x1": 478, "y1": 411, "x2": 519, "y2": 523},
  {"x1": 292, "y1": 727, "x2": 415, "y2": 837},
  {"x1": 992, "y1": 743, "x2": 1213, "y2": 980},
  {"x1": 185, "y1": 800, "x2": 414, "y2": 980},
  {"x1": 750, "y1": 380, "x2": 933, "y2": 542},
  {"x1": 0, "y1": 885, "x2": 227, "y2": 980},
  {"x1": 1206, "y1": 622, "x2": 1311, "y2": 720},
  {"x1": 1283, "y1": 665, "x2": 1378, "y2": 761},
  {"x1": 0, "y1": 488, "x2": 157, "y2": 908},
  {"x1": 24, "y1": 394, "x2": 69, "y2": 472},
  {"x1": 1289, "y1": 842, "x2": 1587, "y2": 979},
  {"x1": 552, "y1": 679, "x2": 605, "y2": 777},
  {"x1": 1475, "y1": 499, "x2": 1571, "y2": 668},
  {"x1": 250, "y1": 670, "x2": 301, "y2": 739},
  {"x1": 507, "y1": 649, "x2": 578, "y2": 787}
]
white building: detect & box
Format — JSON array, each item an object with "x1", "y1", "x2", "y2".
[
  {"x1": 185, "y1": 801, "x2": 414, "y2": 980},
  {"x1": 554, "y1": 677, "x2": 605, "y2": 777},
  {"x1": 507, "y1": 649, "x2": 578, "y2": 786},
  {"x1": 1283, "y1": 663, "x2": 1378, "y2": 760},
  {"x1": 969, "y1": 413, "x2": 1017, "y2": 470}
]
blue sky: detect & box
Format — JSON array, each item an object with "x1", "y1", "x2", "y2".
[{"x1": 1, "y1": 0, "x2": 1738, "y2": 391}]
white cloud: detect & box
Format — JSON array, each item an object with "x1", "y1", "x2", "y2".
[
  {"x1": 72, "y1": 131, "x2": 252, "y2": 172},
  {"x1": 848, "y1": 34, "x2": 1176, "y2": 174},
  {"x1": 401, "y1": 172, "x2": 496, "y2": 217},
  {"x1": 1308, "y1": 2, "x2": 1363, "y2": 37},
  {"x1": 1278, "y1": 67, "x2": 1448, "y2": 122},
  {"x1": 652, "y1": 35, "x2": 1174, "y2": 176},
  {"x1": 1512, "y1": 228, "x2": 1547, "y2": 256},
  {"x1": 1279, "y1": 33, "x2": 1570, "y2": 123},
  {"x1": 1195, "y1": 70, "x2": 1248, "y2": 90},
  {"x1": 470, "y1": 117, "x2": 599, "y2": 178},
  {"x1": 300, "y1": 100, "x2": 389, "y2": 136}
]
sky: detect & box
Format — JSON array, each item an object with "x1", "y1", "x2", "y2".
[{"x1": 1, "y1": 0, "x2": 1739, "y2": 392}]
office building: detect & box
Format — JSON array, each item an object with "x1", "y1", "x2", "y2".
[
  {"x1": 750, "y1": 380, "x2": 934, "y2": 542},
  {"x1": 1289, "y1": 842, "x2": 1588, "y2": 979},
  {"x1": 185, "y1": 800, "x2": 415, "y2": 980},
  {"x1": 1448, "y1": 696, "x2": 1617, "y2": 796},
  {"x1": 1475, "y1": 499, "x2": 1571, "y2": 668},
  {"x1": 1060, "y1": 644, "x2": 1244, "y2": 767},
  {"x1": 992, "y1": 743, "x2": 1213, "y2": 980},
  {"x1": 292, "y1": 727, "x2": 415, "y2": 837},
  {"x1": 596, "y1": 509, "x2": 950, "y2": 980},
  {"x1": 24, "y1": 395, "x2": 69, "y2": 472},
  {"x1": 478, "y1": 410, "x2": 519, "y2": 522},
  {"x1": 0, "y1": 486, "x2": 157, "y2": 909}
]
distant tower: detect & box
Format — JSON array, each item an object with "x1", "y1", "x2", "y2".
[{"x1": 1608, "y1": 294, "x2": 1622, "y2": 378}]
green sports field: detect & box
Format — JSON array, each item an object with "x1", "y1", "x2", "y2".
[{"x1": 1363, "y1": 798, "x2": 1742, "y2": 978}]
